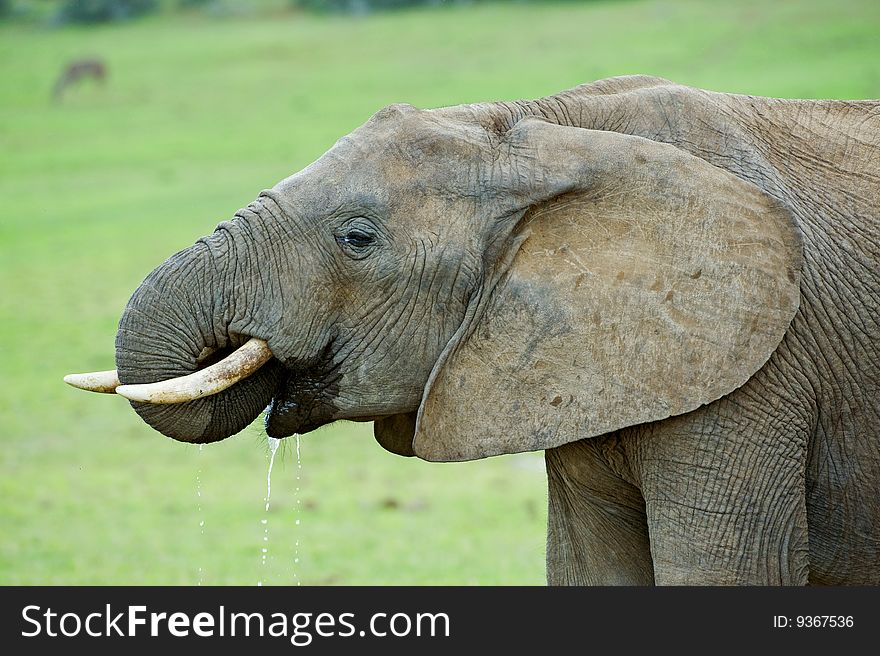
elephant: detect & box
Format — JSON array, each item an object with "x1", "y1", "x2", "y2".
[{"x1": 66, "y1": 75, "x2": 880, "y2": 585}]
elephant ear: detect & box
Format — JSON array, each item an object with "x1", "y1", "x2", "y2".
[{"x1": 412, "y1": 118, "x2": 802, "y2": 462}]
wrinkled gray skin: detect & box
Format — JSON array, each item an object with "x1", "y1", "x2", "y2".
[{"x1": 116, "y1": 76, "x2": 880, "y2": 585}]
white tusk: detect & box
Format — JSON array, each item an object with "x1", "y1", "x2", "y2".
[
  {"x1": 115, "y1": 337, "x2": 272, "y2": 404},
  {"x1": 63, "y1": 347, "x2": 219, "y2": 395},
  {"x1": 64, "y1": 370, "x2": 121, "y2": 394}
]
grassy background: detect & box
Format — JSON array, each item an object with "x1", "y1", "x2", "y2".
[{"x1": 1, "y1": 0, "x2": 878, "y2": 585}]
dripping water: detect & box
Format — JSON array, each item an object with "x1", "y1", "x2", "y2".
[
  {"x1": 258, "y1": 436, "x2": 281, "y2": 586},
  {"x1": 196, "y1": 444, "x2": 204, "y2": 586},
  {"x1": 292, "y1": 433, "x2": 302, "y2": 586}
]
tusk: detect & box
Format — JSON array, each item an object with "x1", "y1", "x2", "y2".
[
  {"x1": 115, "y1": 337, "x2": 272, "y2": 404},
  {"x1": 64, "y1": 370, "x2": 121, "y2": 394}
]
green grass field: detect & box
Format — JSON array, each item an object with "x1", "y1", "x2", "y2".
[{"x1": 1, "y1": 0, "x2": 878, "y2": 585}]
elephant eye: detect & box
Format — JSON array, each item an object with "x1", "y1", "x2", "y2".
[
  {"x1": 343, "y1": 230, "x2": 374, "y2": 248},
  {"x1": 335, "y1": 227, "x2": 376, "y2": 259}
]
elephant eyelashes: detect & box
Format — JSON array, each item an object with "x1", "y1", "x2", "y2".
[{"x1": 335, "y1": 228, "x2": 376, "y2": 259}]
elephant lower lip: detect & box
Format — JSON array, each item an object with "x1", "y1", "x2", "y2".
[
  {"x1": 262, "y1": 342, "x2": 342, "y2": 438},
  {"x1": 263, "y1": 377, "x2": 337, "y2": 438},
  {"x1": 263, "y1": 365, "x2": 297, "y2": 438},
  {"x1": 264, "y1": 375, "x2": 305, "y2": 437},
  {"x1": 264, "y1": 395, "x2": 299, "y2": 438}
]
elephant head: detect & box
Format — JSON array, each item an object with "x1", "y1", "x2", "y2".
[{"x1": 67, "y1": 101, "x2": 801, "y2": 461}]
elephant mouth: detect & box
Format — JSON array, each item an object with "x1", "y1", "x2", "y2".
[
  {"x1": 264, "y1": 368, "x2": 339, "y2": 439},
  {"x1": 263, "y1": 335, "x2": 343, "y2": 439}
]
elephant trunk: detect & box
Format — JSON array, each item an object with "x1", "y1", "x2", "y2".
[{"x1": 114, "y1": 231, "x2": 281, "y2": 443}]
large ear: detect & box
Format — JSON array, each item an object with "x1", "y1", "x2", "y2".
[{"x1": 412, "y1": 118, "x2": 802, "y2": 462}]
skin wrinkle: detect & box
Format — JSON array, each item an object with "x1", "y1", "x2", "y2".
[
  {"x1": 350, "y1": 249, "x2": 421, "y2": 370},
  {"x1": 204, "y1": 223, "x2": 237, "y2": 333},
  {"x1": 390, "y1": 241, "x2": 430, "y2": 349},
  {"x1": 213, "y1": 214, "x2": 274, "y2": 348},
  {"x1": 629, "y1": 403, "x2": 808, "y2": 584},
  {"x1": 546, "y1": 440, "x2": 654, "y2": 585},
  {"x1": 392, "y1": 245, "x2": 435, "y2": 356},
  {"x1": 192, "y1": 255, "x2": 221, "y2": 353},
  {"x1": 350, "y1": 280, "x2": 396, "y2": 326},
  {"x1": 392, "y1": 242, "x2": 462, "y2": 386},
  {"x1": 800, "y1": 280, "x2": 866, "y2": 390},
  {"x1": 350, "y1": 271, "x2": 405, "y2": 330},
  {"x1": 126, "y1": 272, "x2": 206, "y2": 362},
  {"x1": 226, "y1": 228, "x2": 246, "y2": 338},
  {"x1": 196, "y1": 229, "x2": 229, "y2": 342},
  {"x1": 288, "y1": 224, "x2": 337, "y2": 366},
  {"x1": 120, "y1": 307, "x2": 198, "y2": 368}
]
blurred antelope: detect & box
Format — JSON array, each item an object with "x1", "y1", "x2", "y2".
[{"x1": 53, "y1": 58, "x2": 107, "y2": 102}]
